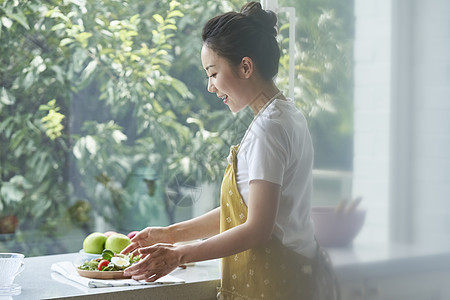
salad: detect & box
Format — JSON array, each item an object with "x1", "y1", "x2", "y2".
[{"x1": 78, "y1": 249, "x2": 140, "y2": 272}]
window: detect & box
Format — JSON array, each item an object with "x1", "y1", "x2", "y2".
[
  {"x1": 275, "y1": 0, "x2": 355, "y2": 207},
  {"x1": 0, "y1": 0, "x2": 355, "y2": 256}
]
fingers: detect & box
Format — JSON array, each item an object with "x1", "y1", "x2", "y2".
[
  {"x1": 137, "y1": 246, "x2": 154, "y2": 255},
  {"x1": 123, "y1": 254, "x2": 154, "y2": 276},
  {"x1": 137, "y1": 245, "x2": 158, "y2": 255},
  {"x1": 131, "y1": 271, "x2": 167, "y2": 282},
  {"x1": 121, "y1": 229, "x2": 150, "y2": 254},
  {"x1": 130, "y1": 229, "x2": 148, "y2": 243},
  {"x1": 123, "y1": 257, "x2": 147, "y2": 276},
  {"x1": 138, "y1": 243, "x2": 172, "y2": 255},
  {"x1": 121, "y1": 243, "x2": 137, "y2": 255},
  {"x1": 131, "y1": 273, "x2": 156, "y2": 282},
  {"x1": 130, "y1": 265, "x2": 174, "y2": 283},
  {"x1": 143, "y1": 271, "x2": 168, "y2": 282},
  {"x1": 123, "y1": 245, "x2": 178, "y2": 282},
  {"x1": 124, "y1": 258, "x2": 173, "y2": 282}
]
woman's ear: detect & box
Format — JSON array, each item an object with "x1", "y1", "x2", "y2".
[{"x1": 239, "y1": 57, "x2": 254, "y2": 79}]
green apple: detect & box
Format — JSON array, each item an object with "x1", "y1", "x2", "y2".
[
  {"x1": 83, "y1": 232, "x2": 107, "y2": 254},
  {"x1": 105, "y1": 233, "x2": 131, "y2": 253}
]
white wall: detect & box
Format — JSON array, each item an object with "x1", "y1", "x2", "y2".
[
  {"x1": 353, "y1": 0, "x2": 392, "y2": 244},
  {"x1": 406, "y1": 0, "x2": 450, "y2": 244},
  {"x1": 353, "y1": 0, "x2": 450, "y2": 244}
]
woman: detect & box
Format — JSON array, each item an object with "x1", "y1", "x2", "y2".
[{"x1": 123, "y1": 2, "x2": 338, "y2": 299}]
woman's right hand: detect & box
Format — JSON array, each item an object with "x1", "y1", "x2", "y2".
[
  {"x1": 121, "y1": 226, "x2": 170, "y2": 255},
  {"x1": 121, "y1": 207, "x2": 221, "y2": 256}
]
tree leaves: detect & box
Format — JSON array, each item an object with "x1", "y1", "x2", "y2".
[
  {"x1": 153, "y1": 14, "x2": 164, "y2": 24},
  {"x1": 0, "y1": 87, "x2": 15, "y2": 106},
  {"x1": 1, "y1": 0, "x2": 354, "y2": 245},
  {"x1": 0, "y1": 4, "x2": 30, "y2": 30},
  {"x1": 39, "y1": 100, "x2": 65, "y2": 140}
]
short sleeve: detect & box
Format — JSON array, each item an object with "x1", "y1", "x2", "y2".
[{"x1": 243, "y1": 116, "x2": 289, "y2": 185}]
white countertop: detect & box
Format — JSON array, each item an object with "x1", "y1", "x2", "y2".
[
  {"x1": 12, "y1": 253, "x2": 221, "y2": 300},
  {"x1": 328, "y1": 241, "x2": 450, "y2": 280},
  {"x1": 8, "y1": 241, "x2": 450, "y2": 299}
]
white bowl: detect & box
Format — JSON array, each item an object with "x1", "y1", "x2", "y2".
[{"x1": 78, "y1": 249, "x2": 102, "y2": 262}]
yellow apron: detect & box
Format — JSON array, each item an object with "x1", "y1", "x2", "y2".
[{"x1": 217, "y1": 145, "x2": 315, "y2": 300}]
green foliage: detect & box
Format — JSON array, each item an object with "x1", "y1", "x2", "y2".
[
  {"x1": 0, "y1": 175, "x2": 31, "y2": 215},
  {"x1": 277, "y1": 0, "x2": 354, "y2": 169},
  {"x1": 39, "y1": 99, "x2": 65, "y2": 140},
  {"x1": 0, "y1": 0, "x2": 354, "y2": 255},
  {"x1": 0, "y1": 0, "x2": 237, "y2": 239}
]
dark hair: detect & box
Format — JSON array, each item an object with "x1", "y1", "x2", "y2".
[{"x1": 202, "y1": 2, "x2": 280, "y2": 80}]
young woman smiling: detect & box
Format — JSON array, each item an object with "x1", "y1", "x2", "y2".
[{"x1": 122, "y1": 2, "x2": 339, "y2": 299}]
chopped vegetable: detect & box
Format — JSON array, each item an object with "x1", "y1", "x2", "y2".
[
  {"x1": 98, "y1": 259, "x2": 109, "y2": 271},
  {"x1": 78, "y1": 249, "x2": 140, "y2": 272},
  {"x1": 102, "y1": 249, "x2": 114, "y2": 261},
  {"x1": 88, "y1": 259, "x2": 99, "y2": 269}
]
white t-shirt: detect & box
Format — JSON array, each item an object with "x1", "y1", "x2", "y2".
[{"x1": 236, "y1": 98, "x2": 316, "y2": 258}]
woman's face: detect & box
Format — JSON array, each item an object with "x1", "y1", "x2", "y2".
[{"x1": 201, "y1": 45, "x2": 249, "y2": 113}]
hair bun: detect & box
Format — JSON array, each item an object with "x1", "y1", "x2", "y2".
[{"x1": 240, "y1": 2, "x2": 278, "y2": 37}]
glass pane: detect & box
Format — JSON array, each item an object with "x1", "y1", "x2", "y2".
[
  {"x1": 0, "y1": 0, "x2": 236, "y2": 256},
  {"x1": 276, "y1": 0, "x2": 355, "y2": 206},
  {"x1": 0, "y1": 0, "x2": 354, "y2": 256}
]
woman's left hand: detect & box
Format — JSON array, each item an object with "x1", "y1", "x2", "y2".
[{"x1": 123, "y1": 243, "x2": 181, "y2": 282}]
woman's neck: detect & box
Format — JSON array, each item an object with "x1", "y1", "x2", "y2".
[{"x1": 248, "y1": 84, "x2": 285, "y2": 116}]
